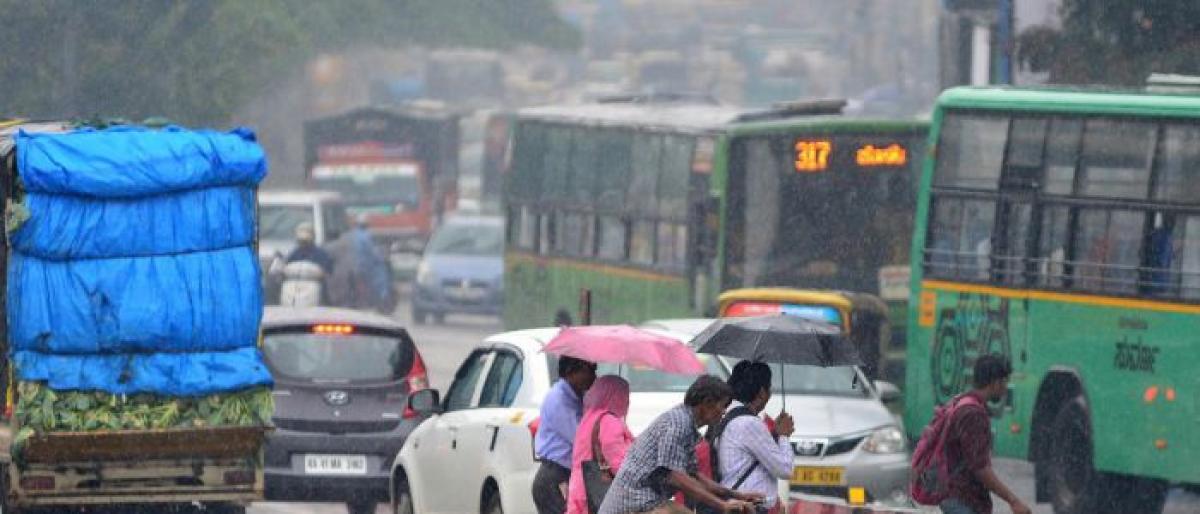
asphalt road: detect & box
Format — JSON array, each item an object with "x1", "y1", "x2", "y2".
[{"x1": 250, "y1": 296, "x2": 1199, "y2": 514}]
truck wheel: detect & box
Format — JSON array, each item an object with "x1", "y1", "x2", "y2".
[{"x1": 346, "y1": 501, "x2": 377, "y2": 514}]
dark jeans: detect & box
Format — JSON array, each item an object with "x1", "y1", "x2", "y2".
[{"x1": 532, "y1": 461, "x2": 570, "y2": 514}]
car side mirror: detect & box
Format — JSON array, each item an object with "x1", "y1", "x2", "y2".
[
  {"x1": 409, "y1": 389, "x2": 442, "y2": 415},
  {"x1": 874, "y1": 380, "x2": 902, "y2": 404}
]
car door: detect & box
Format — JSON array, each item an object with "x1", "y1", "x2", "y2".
[
  {"x1": 418, "y1": 349, "x2": 493, "y2": 514},
  {"x1": 440, "y1": 346, "x2": 526, "y2": 513}
]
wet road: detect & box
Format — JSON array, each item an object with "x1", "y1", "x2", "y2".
[{"x1": 250, "y1": 297, "x2": 1199, "y2": 514}]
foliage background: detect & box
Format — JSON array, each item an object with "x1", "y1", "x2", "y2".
[{"x1": 0, "y1": 0, "x2": 580, "y2": 125}]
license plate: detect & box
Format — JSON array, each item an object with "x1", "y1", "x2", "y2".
[
  {"x1": 304, "y1": 454, "x2": 368, "y2": 475},
  {"x1": 790, "y1": 466, "x2": 844, "y2": 486}
]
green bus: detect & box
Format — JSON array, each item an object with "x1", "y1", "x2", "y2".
[
  {"x1": 906, "y1": 87, "x2": 1200, "y2": 513},
  {"x1": 502, "y1": 99, "x2": 928, "y2": 380}
]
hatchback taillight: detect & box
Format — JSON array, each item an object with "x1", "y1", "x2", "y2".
[{"x1": 402, "y1": 353, "x2": 429, "y2": 419}]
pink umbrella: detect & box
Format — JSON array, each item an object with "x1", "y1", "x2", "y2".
[{"x1": 542, "y1": 325, "x2": 706, "y2": 375}]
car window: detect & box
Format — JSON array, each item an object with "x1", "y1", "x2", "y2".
[
  {"x1": 262, "y1": 330, "x2": 414, "y2": 383},
  {"x1": 596, "y1": 354, "x2": 726, "y2": 393},
  {"x1": 771, "y1": 365, "x2": 869, "y2": 397},
  {"x1": 260, "y1": 205, "x2": 314, "y2": 242},
  {"x1": 427, "y1": 221, "x2": 504, "y2": 256},
  {"x1": 445, "y1": 351, "x2": 491, "y2": 411},
  {"x1": 478, "y1": 351, "x2": 523, "y2": 407}
]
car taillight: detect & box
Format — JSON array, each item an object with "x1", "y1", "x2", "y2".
[
  {"x1": 20, "y1": 476, "x2": 54, "y2": 490},
  {"x1": 402, "y1": 354, "x2": 429, "y2": 419},
  {"x1": 528, "y1": 417, "x2": 540, "y2": 439}
]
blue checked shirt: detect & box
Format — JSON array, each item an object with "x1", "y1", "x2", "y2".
[{"x1": 598, "y1": 404, "x2": 700, "y2": 514}]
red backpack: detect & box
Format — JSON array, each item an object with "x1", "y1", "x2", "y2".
[{"x1": 909, "y1": 394, "x2": 985, "y2": 505}]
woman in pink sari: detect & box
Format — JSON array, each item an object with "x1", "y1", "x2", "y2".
[{"x1": 566, "y1": 375, "x2": 633, "y2": 514}]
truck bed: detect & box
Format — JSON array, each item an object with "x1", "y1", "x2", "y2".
[{"x1": 20, "y1": 425, "x2": 268, "y2": 464}]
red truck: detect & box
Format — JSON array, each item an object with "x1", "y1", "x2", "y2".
[{"x1": 303, "y1": 104, "x2": 460, "y2": 278}]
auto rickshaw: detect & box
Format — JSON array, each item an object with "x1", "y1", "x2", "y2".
[{"x1": 716, "y1": 288, "x2": 903, "y2": 389}]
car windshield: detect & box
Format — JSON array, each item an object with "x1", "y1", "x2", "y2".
[
  {"x1": 428, "y1": 221, "x2": 503, "y2": 256},
  {"x1": 768, "y1": 364, "x2": 868, "y2": 397},
  {"x1": 596, "y1": 355, "x2": 727, "y2": 393},
  {"x1": 263, "y1": 331, "x2": 414, "y2": 383},
  {"x1": 259, "y1": 205, "x2": 314, "y2": 242}
]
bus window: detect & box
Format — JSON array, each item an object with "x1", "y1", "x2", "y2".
[
  {"x1": 542, "y1": 128, "x2": 571, "y2": 202},
  {"x1": 629, "y1": 135, "x2": 662, "y2": 215},
  {"x1": 934, "y1": 114, "x2": 1008, "y2": 190},
  {"x1": 656, "y1": 222, "x2": 687, "y2": 269},
  {"x1": 927, "y1": 198, "x2": 995, "y2": 280},
  {"x1": 1002, "y1": 117, "x2": 1048, "y2": 189},
  {"x1": 658, "y1": 135, "x2": 693, "y2": 219},
  {"x1": 1036, "y1": 205, "x2": 1071, "y2": 287},
  {"x1": 570, "y1": 128, "x2": 600, "y2": 204},
  {"x1": 1043, "y1": 118, "x2": 1083, "y2": 195},
  {"x1": 1072, "y1": 208, "x2": 1145, "y2": 293},
  {"x1": 1153, "y1": 124, "x2": 1200, "y2": 203},
  {"x1": 557, "y1": 213, "x2": 594, "y2": 257},
  {"x1": 1078, "y1": 119, "x2": 1156, "y2": 200},
  {"x1": 630, "y1": 221, "x2": 655, "y2": 265},
  {"x1": 597, "y1": 130, "x2": 632, "y2": 208},
  {"x1": 597, "y1": 216, "x2": 627, "y2": 261},
  {"x1": 1180, "y1": 217, "x2": 1200, "y2": 299}
]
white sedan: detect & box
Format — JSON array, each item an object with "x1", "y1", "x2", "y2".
[{"x1": 390, "y1": 327, "x2": 724, "y2": 514}]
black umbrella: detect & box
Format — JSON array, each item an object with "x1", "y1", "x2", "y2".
[{"x1": 691, "y1": 315, "x2": 862, "y2": 411}]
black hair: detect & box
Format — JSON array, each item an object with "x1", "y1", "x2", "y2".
[
  {"x1": 728, "y1": 361, "x2": 773, "y2": 404},
  {"x1": 557, "y1": 355, "x2": 594, "y2": 379},
  {"x1": 973, "y1": 354, "x2": 1012, "y2": 389},
  {"x1": 554, "y1": 309, "x2": 573, "y2": 326},
  {"x1": 685, "y1": 374, "x2": 733, "y2": 408}
]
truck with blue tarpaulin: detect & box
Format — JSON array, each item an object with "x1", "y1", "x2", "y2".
[{"x1": 0, "y1": 120, "x2": 273, "y2": 513}]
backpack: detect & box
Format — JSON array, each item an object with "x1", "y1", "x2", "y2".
[
  {"x1": 909, "y1": 394, "x2": 985, "y2": 505},
  {"x1": 694, "y1": 405, "x2": 760, "y2": 514}
]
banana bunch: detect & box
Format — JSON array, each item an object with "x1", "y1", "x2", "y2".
[{"x1": 13, "y1": 381, "x2": 274, "y2": 434}]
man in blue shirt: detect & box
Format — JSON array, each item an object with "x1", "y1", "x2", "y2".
[{"x1": 532, "y1": 356, "x2": 597, "y2": 514}]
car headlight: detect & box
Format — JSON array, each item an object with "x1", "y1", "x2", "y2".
[
  {"x1": 416, "y1": 261, "x2": 435, "y2": 286},
  {"x1": 862, "y1": 426, "x2": 907, "y2": 454}
]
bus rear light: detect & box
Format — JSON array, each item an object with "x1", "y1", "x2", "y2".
[
  {"x1": 20, "y1": 476, "x2": 54, "y2": 490},
  {"x1": 1144, "y1": 386, "x2": 1159, "y2": 403},
  {"x1": 223, "y1": 470, "x2": 256, "y2": 485}
]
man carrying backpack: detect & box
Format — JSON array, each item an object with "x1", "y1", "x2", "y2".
[
  {"x1": 913, "y1": 354, "x2": 1031, "y2": 514},
  {"x1": 708, "y1": 361, "x2": 794, "y2": 512}
]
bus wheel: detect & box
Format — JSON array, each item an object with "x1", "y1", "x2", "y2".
[
  {"x1": 1047, "y1": 397, "x2": 1169, "y2": 514},
  {"x1": 1047, "y1": 397, "x2": 1100, "y2": 514}
]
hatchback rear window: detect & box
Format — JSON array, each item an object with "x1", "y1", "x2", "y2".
[{"x1": 263, "y1": 330, "x2": 414, "y2": 383}]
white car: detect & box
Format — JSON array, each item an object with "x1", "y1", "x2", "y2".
[
  {"x1": 257, "y1": 190, "x2": 349, "y2": 267},
  {"x1": 391, "y1": 327, "x2": 726, "y2": 514},
  {"x1": 642, "y1": 319, "x2": 911, "y2": 507}
]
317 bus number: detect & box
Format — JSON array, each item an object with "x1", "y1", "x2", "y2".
[{"x1": 795, "y1": 140, "x2": 832, "y2": 172}]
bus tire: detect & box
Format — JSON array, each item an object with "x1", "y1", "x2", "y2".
[{"x1": 1047, "y1": 397, "x2": 1102, "y2": 514}]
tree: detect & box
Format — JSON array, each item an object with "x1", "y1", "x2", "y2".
[
  {"x1": 0, "y1": 0, "x2": 580, "y2": 125},
  {"x1": 1018, "y1": 0, "x2": 1200, "y2": 85}
]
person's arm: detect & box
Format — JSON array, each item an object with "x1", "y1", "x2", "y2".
[
  {"x1": 730, "y1": 417, "x2": 793, "y2": 480},
  {"x1": 693, "y1": 470, "x2": 765, "y2": 504},
  {"x1": 598, "y1": 416, "x2": 633, "y2": 471},
  {"x1": 974, "y1": 466, "x2": 1031, "y2": 514}
]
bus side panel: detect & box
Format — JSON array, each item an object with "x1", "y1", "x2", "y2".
[
  {"x1": 504, "y1": 252, "x2": 552, "y2": 329},
  {"x1": 1028, "y1": 298, "x2": 1198, "y2": 483}
]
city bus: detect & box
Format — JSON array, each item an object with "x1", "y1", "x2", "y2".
[
  {"x1": 905, "y1": 86, "x2": 1200, "y2": 514},
  {"x1": 503, "y1": 98, "x2": 928, "y2": 353}
]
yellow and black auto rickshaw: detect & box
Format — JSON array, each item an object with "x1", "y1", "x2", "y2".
[{"x1": 717, "y1": 288, "x2": 904, "y2": 389}]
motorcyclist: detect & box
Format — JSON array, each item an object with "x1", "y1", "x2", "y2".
[{"x1": 286, "y1": 222, "x2": 335, "y2": 274}]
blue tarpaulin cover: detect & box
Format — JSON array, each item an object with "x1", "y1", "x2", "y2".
[{"x1": 8, "y1": 126, "x2": 271, "y2": 396}]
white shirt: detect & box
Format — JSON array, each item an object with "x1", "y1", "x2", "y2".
[{"x1": 716, "y1": 402, "x2": 793, "y2": 507}]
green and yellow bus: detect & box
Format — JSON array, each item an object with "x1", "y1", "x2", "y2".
[
  {"x1": 906, "y1": 87, "x2": 1200, "y2": 513},
  {"x1": 503, "y1": 98, "x2": 928, "y2": 381}
]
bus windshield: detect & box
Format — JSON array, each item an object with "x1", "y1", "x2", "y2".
[{"x1": 723, "y1": 131, "x2": 926, "y2": 294}]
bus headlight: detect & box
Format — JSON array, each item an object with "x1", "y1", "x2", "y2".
[{"x1": 863, "y1": 426, "x2": 907, "y2": 454}]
